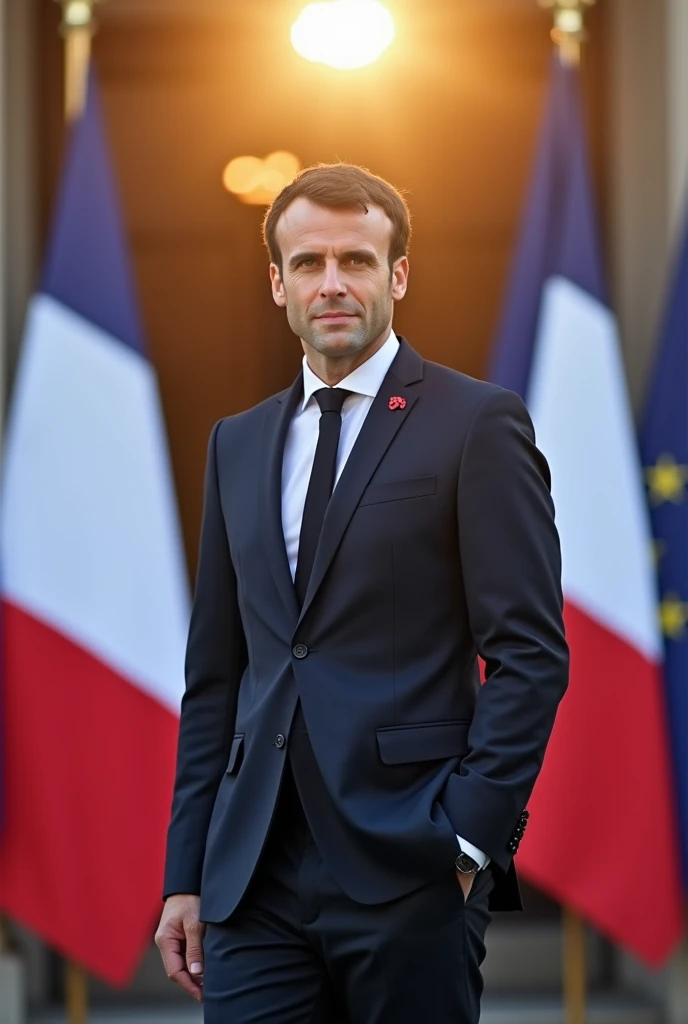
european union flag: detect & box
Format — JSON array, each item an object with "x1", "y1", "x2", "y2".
[{"x1": 641, "y1": 206, "x2": 688, "y2": 888}]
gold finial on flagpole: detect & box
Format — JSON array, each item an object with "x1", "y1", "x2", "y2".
[
  {"x1": 538, "y1": 0, "x2": 597, "y2": 66},
  {"x1": 56, "y1": 1, "x2": 105, "y2": 122}
]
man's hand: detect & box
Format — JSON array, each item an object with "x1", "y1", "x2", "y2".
[
  {"x1": 155, "y1": 894, "x2": 206, "y2": 1002},
  {"x1": 456, "y1": 871, "x2": 476, "y2": 903}
]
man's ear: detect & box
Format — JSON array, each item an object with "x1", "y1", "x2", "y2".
[
  {"x1": 270, "y1": 264, "x2": 287, "y2": 308},
  {"x1": 391, "y1": 256, "x2": 409, "y2": 302}
]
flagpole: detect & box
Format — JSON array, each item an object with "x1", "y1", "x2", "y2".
[
  {"x1": 538, "y1": 0, "x2": 596, "y2": 67},
  {"x1": 563, "y1": 908, "x2": 587, "y2": 1024},
  {"x1": 57, "y1": 0, "x2": 103, "y2": 122},
  {"x1": 57, "y1": 6, "x2": 102, "y2": 1019},
  {"x1": 65, "y1": 959, "x2": 89, "y2": 1024},
  {"x1": 0, "y1": 915, "x2": 11, "y2": 954},
  {"x1": 535, "y1": 5, "x2": 596, "y2": 1023}
]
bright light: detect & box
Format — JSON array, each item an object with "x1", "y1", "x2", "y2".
[
  {"x1": 291, "y1": 0, "x2": 395, "y2": 70},
  {"x1": 223, "y1": 151, "x2": 301, "y2": 205},
  {"x1": 64, "y1": 1, "x2": 93, "y2": 27},
  {"x1": 555, "y1": 8, "x2": 583, "y2": 33}
]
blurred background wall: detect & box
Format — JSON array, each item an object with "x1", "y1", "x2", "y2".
[
  {"x1": 2, "y1": 0, "x2": 687, "y2": 1019},
  {"x1": 17, "y1": 0, "x2": 613, "y2": 573}
]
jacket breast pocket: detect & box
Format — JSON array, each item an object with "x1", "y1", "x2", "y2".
[
  {"x1": 225, "y1": 733, "x2": 245, "y2": 775},
  {"x1": 376, "y1": 720, "x2": 470, "y2": 765},
  {"x1": 359, "y1": 475, "x2": 437, "y2": 507}
]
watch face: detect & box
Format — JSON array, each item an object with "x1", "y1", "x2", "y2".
[{"x1": 456, "y1": 852, "x2": 479, "y2": 874}]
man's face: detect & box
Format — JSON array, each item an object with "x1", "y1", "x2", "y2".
[{"x1": 270, "y1": 198, "x2": 408, "y2": 363}]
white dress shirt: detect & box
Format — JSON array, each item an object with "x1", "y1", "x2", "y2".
[{"x1": 281, "y1": 329, "x2": 489, "y2": 871}]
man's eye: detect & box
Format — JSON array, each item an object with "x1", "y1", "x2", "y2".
[{"x1": 350, "y1": 257, "x2": 367, "y2": 266}]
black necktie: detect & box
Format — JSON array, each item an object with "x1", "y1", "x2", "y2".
[{"x1": 294, "y1": 387, "x2": 352, "y2": 607}]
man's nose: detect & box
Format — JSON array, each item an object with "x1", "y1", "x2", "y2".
[{"x1": 319, "y1": 262, "x2": 346, "y2": 296}]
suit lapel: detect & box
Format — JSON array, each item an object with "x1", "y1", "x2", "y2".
[
  {"x1": 260, "y1": 372, "x2": 303, "y2": 623},
  {"x1": 297, "y1": 338, "x2": 424, "y2": 626}
]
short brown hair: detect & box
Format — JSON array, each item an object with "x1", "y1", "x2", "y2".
[{"x1": 263, "y1": 163, "x2": 411, "y2": 272}]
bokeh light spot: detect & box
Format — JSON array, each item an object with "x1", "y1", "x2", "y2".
[
  {"x1": 223, "y1": 152, "x2": 302, "y2": 205},
  {"x1": 291, "y1": 0, "x2": 395, "y2": 70}
]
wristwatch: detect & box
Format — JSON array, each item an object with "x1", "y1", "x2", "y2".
[{"x1": 455, "y1": 849, "x2": 480, "y2": 875}]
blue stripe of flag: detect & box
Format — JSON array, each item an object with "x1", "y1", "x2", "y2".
[
  {"x1": 488, "y1": 56, "x2": 605, "y2": 398},
  {"x1": 41, "y1": 69, "x2": 146, "y2": 357}
]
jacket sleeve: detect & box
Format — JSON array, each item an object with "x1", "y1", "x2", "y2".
[
  {"x1": 440, "y1": 388, "x2": 569, "y2": 872},
  {"x1": 163, "y1": 419, "x2": 248, "y2": 898}
]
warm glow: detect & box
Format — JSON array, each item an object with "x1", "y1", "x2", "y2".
[
  {"x1": 223, "y1": 156, "x2": 265, "y2": 195},
  {"x1": 63, "y1": 1, "x2": 94, "y2": 27},
  {"x1": 223, "y1": 151, "x2": 301, "y2": 205},
  {"x1": 264, "y1": 151, "x2": 301, "y2": 181},
  {"x1": 291, "y1": 0, "x2": 395, "y2": 70},
  {"x1": 555, "y1": 8, "x2": 583, "y2": 33}
]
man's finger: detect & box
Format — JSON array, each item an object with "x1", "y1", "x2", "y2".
[
  {"x1": 169, "y1": 964, "x2": 204, "y2": 1002},
  {"x1": 158, "y1": 935, "x2": 203, "y2": 1002}
]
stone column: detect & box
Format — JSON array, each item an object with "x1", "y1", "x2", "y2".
[
  {"x1": 607, "y1": 0, "x2": 671, "y2": 412},
  {"x1": 608, "y1": 2, "x2": 688, "y2": 1022},
  {"x1": 666, "y1": 0, "x2": 688, "y2": 229},
  {"x1": 5, "y1": 0, "x2": 37, "y2": 380},
  {"x1": 0, "y1": 0, "x2": 26, "y2": 1019},
  {"x1": 1, "y1": 0, "x2": 41, "y2": 1014}
]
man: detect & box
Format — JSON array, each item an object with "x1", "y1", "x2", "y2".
[{"x1": 156, "y1": 164, "x2": 569, "y2": 1023}]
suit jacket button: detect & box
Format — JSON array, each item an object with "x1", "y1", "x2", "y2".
[
  {"x1": 275, "y1": 734, "x2": 286, "y2": 748},
  {"x1": 293, "y1": 644, "x2": 309, "y2": 659}
]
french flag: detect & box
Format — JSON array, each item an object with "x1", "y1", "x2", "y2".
[
  {"x1": 490, "y1": 57, "x2": 684, "y2": 964},
  {"x1": 0, "y1": 75, "x2": 189, "y2": 984}
]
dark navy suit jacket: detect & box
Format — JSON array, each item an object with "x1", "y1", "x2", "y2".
[{"x1": 163, "y1": 337, "x2": 569, "y2": 916}]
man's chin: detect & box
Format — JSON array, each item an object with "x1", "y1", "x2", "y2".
[{"x1": 307, "y1": 324, "x2": 365, "y2": 354}]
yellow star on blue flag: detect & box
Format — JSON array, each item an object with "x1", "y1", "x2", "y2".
[
  {"x1": 659, "y1": 593, "x2": 688, "y2": 641},
  {"x1": 645, "y1": 454, "x2": 688, "y2": 506}
]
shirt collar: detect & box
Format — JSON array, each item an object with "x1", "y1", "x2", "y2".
[{"x1": 300, "y1": 330, "x2": 400, "y2": 412}]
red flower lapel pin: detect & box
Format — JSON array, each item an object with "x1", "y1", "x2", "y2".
[{"x1": 388, "y1": 396, "x2": 407, "y2": 410}]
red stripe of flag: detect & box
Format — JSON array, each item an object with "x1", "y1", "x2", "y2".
[
  {"x1": 519, "y1": 600, "x2": 684, "y2": 965},
  {"x1": 0, "y1": 601, "x2": 178, "y2": 985}
]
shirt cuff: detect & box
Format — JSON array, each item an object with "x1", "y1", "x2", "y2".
[{"x1": 456, "y1": 835, "x2": 491, "y2": 870}]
